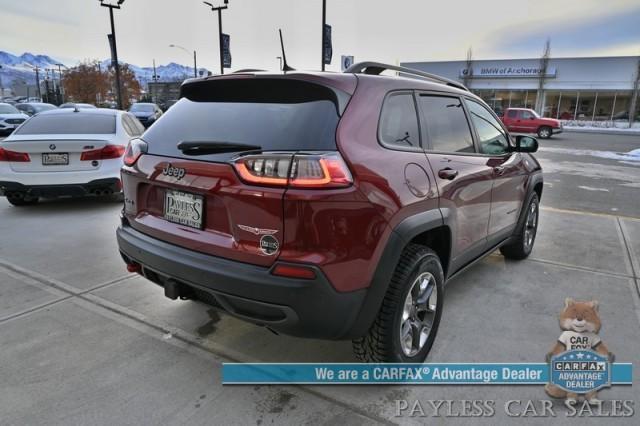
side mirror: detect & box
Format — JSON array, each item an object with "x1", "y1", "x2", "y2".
[
  {"x1": 515, "y1": 135, "x2": 538, "y2": 153},
  {"x1": 530, "y1": 116, "x2": 535, "y2": 120}
]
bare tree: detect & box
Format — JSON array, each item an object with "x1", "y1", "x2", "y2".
[
  {"x1": 462, "y1": 46, "x2": 473, "y2": 88},
  {"x1": 629, "y1": 57, "x2": 640, "y2": 128},
  {"x1": 536, "y1": 39, "x2": 551, "y2": 114}
]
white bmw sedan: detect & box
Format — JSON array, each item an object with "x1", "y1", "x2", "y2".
[{"x1": 0, "y1": 108, "x2": 145, "y2": 206}]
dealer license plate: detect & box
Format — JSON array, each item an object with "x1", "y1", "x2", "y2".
[
  {"x1": 42, "y1": 153, "x2": 69, "y2": 165},
  {"x1": 164, "y1": 189, "x2": 204, "y2": 229}
]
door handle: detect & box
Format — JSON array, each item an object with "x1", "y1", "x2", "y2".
[
  {"x1": 493, "y1": 166, "x2": 506, "y2": 176},
  {"x1": 438, "y1": 168, "x2": 458, "y2": 180}
]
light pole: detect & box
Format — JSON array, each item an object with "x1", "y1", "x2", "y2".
[
  {"x1": 203, "y1": 1, "x2": 229, "y2": 75},
  {"x1": 321, "y1": 0, "x2": 326, "y2": 71},
  {"x1": 169, "y1": 44, "x2": 198, "y2": 79},
  {"x1": 56, "y1": 64, "x2": 66, "y2": 104},
  {"x1": 99, "y1": 0, "x2": 125, "y2": 110},
  {"x1": 24, "y1": 64, "x2": 41, "y2": 100}
]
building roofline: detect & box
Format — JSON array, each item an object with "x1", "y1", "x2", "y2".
[{"x1": 401, "y1": 55, "x2": 640, "y2": 65}]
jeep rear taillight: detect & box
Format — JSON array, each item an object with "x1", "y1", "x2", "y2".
[
  {"x1": 123, "y1": 138, "x2": 148, "y2": 167},
  {"x1": 233, "y1": 152, "x2": 352, "y2": 188},
  {"x1": 0, "y1": 147, "x2": 30, "y2": 162}
]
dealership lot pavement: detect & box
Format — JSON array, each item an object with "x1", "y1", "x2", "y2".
[
  {"x1": 535, "y1": 131, "x2": 640, "y2": 218},
  {"x1": 0, "y1": 132, "x2": 639, "y2": 424}
]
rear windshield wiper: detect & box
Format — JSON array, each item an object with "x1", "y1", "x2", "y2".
[{"x1": 177, "y1": 141, "x2": 262, "y2": 155}]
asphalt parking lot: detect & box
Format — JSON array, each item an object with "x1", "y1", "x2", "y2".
[{"x1": 1, "y1": 131, "x2": 639, "y2": 424}]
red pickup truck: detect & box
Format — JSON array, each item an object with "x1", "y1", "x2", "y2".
[{"x1": 500, "y1": 108, "x2": 562, "y2": 139}]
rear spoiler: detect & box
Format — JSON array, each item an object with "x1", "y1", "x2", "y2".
[{"x1": 180, "y1": 77, "x2": 352, "y2": 116}]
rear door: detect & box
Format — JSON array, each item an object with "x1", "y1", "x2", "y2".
[
  {"x1": 463, "y1": 98, "x2": 527, "y2": 244},
  {"x1": 418, "y1": 93, "x2": 493, "y2": 270},
  {"x1": 123, "y1": 78, "x2": 346, "y2": 267}
]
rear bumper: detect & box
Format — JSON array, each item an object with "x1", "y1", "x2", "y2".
[
  {"x1": 116, "y1": 222, "x2": 366, "y2": 340},
  {"x1": 553, "y1": 127, "x2": 563, "y2": 134},
  {"x1": 0, "y1": 178, "x2": 121, "y2": 197}
]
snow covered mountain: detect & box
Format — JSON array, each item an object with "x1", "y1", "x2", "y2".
[
  {"x1": 0, "y1": 52, "x2": 62, "y2": 88},
  {"x1": 0, "y1": 51, "x2": 208, "y2": 89},
  {"x1": 98, "y1": 59, "x2": 209, "y2": 85}
]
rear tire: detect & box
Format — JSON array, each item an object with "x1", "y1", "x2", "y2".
[
  {"x1": 500, "y1": 192, "x2": 539, "y2": 260},
  {"x1": 537, "y1": 126, "x2": 552, "y2": 139},
  {"x1": 353, "y1": 244, "x2": 444, "y2": 363},
  {"x1": 6, "y1": 194, "x2": 39, "y2": 206}
]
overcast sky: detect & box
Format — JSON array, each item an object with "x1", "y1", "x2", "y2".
[{"x1": 1, "y1": 0, "x2": 639, "y2": 72}]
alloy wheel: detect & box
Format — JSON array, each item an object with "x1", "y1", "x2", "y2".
[
  {"x1": 400, "y1": 272, "x2": 438, "y2": 357},
  {"x1": 524, "y1": 200, "x2": 538, "y2": 250}
]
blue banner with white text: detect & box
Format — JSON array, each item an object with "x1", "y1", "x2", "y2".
[{"x1": 222, "y1": 363, "x2": 633, "y2": 385}]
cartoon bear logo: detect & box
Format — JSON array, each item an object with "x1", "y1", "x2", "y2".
[{"x1": 545, "y1": 298, "x2": 614, "y2": 404}]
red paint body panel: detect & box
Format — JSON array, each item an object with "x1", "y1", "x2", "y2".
[{"x1": 123, "y1": 154, "x2": 286, "y2": 267}]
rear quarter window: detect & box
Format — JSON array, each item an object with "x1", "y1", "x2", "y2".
[{"x1": 378, "y1": 92, "x2": 421, "y2": 149}]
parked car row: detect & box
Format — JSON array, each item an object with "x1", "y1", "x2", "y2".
[{"x1": 0, "y1": 101, "x2": 163, "y2": 137}]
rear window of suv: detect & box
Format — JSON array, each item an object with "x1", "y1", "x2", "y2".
[
  {"x1": 14, "y1": 113, "x2": 116, "y2": 135},
  {"x1": 143, "y1": 78, "x2": 342, "y2": 161}
]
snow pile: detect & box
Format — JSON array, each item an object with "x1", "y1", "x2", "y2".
[{"x1": 539, "y1": 147, "x2": 640, "y2": 163}]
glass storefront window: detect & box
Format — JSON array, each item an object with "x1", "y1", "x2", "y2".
[
  {"x1": 543, "y1": 91, "x2": 561, "y2": 118},
  {"x1": 612, "y1": 92, "x2": 633, "y2": 121},
  {"x1": 542, "y1": 91, "x2": 636, "y2": 121},
  {"x1": 574, "y1": 92, "x2": 596, "y2": 120},
  {"x1": 470, "y1": 89, "x2": 637, "y2": 122},
  {"x1": 491, "y1": 91, "x2": 510, "y2": 116},
  {"x1": 555, "y1": 92, "x2": 579, "y2": 120},
  {"x1": 592, "y1": 92, "x2": 616, "y2": 121},
  {"x1": 509, "y1": 90, "x2": 537, "y2": 110}
]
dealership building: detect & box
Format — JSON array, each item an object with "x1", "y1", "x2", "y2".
[{"x1": 402, "y1": 56, "x2": 639, "y2": 122}]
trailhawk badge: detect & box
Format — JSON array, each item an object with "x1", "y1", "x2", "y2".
[{"x1": 259, "y1": 235, "x2": 279, "y2": 255}]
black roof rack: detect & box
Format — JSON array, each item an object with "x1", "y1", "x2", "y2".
[{"x1": 344, "y1": 61, "x2": 468, "y2": 92}]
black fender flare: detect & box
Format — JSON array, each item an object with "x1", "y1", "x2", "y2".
[
  {"x1": 346, "y1": 209, "x2": 446, "y2": 338},
  {"x1": 509, "y1": 171, "x2": 543, "y2": 240},
  {"x1": 526, "y1": 170, "x2": 543, "y2": 198}
]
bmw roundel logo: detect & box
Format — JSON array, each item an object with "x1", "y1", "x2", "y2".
[{"x1": 49, "y1": 144, "x2": 56, "y2": 151}]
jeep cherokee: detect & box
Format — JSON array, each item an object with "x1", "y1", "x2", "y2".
[{"x1": 116, "y1": 62, "x2": 543, "y2": 362}]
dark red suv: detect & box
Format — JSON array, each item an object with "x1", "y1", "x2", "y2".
[{"x1": 117, "y1": 62, "x2": 542, "y2": 362}]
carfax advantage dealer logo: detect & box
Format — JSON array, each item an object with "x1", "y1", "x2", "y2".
[{"x1": 550, "y1": 350, "x2": 610, "y2": 394}]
